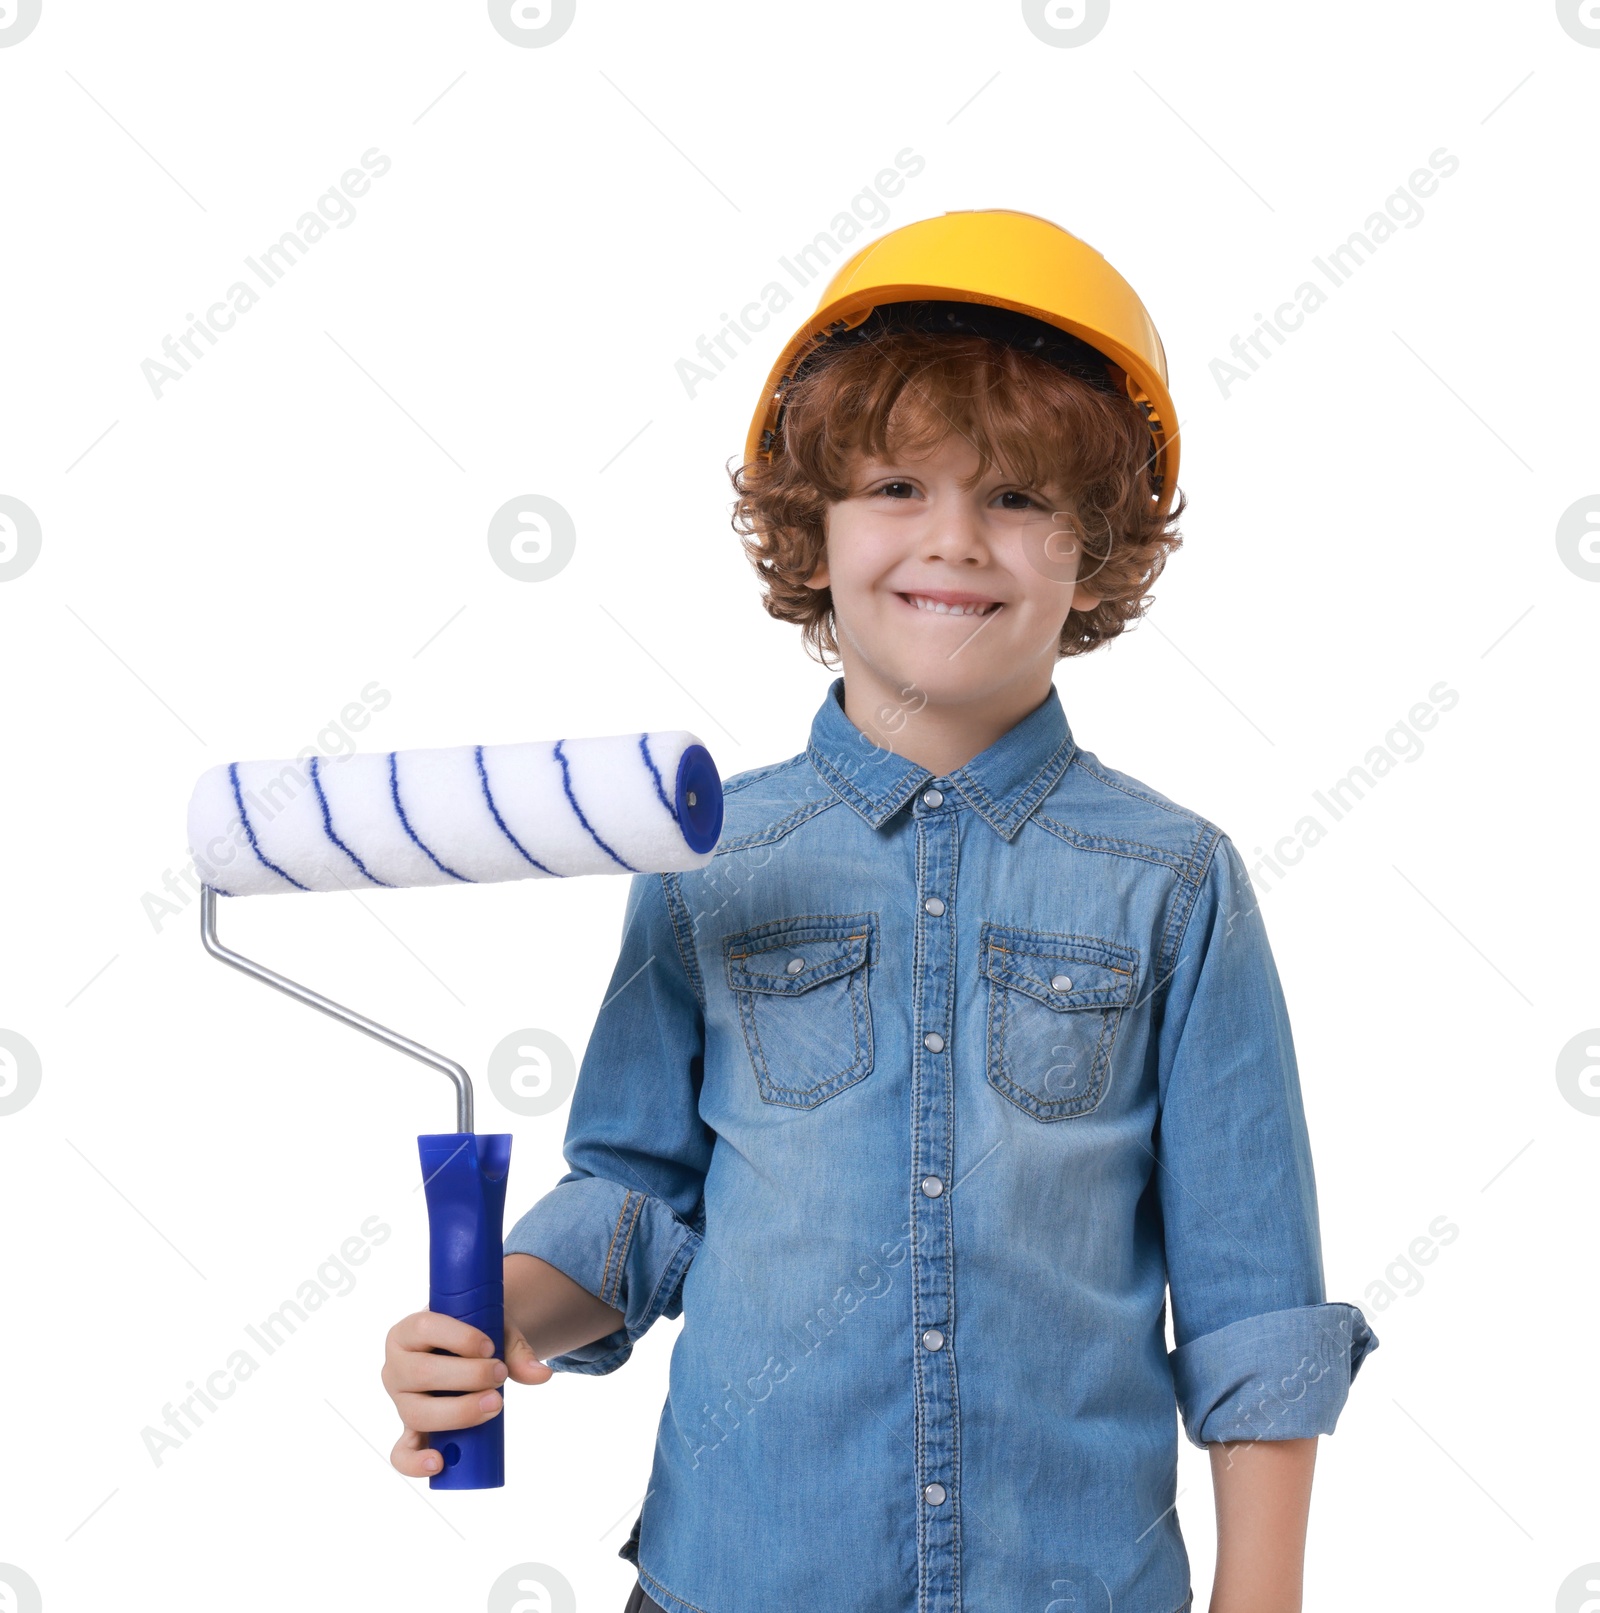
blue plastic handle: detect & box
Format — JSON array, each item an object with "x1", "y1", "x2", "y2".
[{"x1": 417, "y1": 1131, "x2": 512, "y2": 1490}]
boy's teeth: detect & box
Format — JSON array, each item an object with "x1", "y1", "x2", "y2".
[{"x1": 908, "y1": 594, "x2": 994, "y2": 616}]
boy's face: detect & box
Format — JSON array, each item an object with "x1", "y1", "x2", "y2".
[{"x1": 808, "y1": 432, "x2": 1102, "y2": 714}]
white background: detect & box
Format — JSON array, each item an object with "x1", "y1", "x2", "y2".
[{"x1": 1, "y1": 3, "x2": 1596, "y2": 1610}]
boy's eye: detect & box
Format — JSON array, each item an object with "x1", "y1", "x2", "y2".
[{"x1": 868, "y1": 483, "x2": 1043, "y2": 507}]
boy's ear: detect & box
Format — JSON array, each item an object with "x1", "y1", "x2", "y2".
[
  {"x1": 1070, "y1": 581, "x2": 1103, "y2": 613},
  {"x1": 805, "y1": 555, "x2": 830, "y2": 590}
]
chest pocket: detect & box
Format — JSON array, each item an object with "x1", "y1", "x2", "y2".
[
  {"x1": 980, "y1": 923, "x2": 1138, "y2": 1121},
  {"x1": 724, "y1": 913, "x2": 876, "y2": 1108}
]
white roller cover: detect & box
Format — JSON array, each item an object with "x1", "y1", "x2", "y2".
[{"x1": 188, "y1": 732, "x2": 720, "y2": 896}]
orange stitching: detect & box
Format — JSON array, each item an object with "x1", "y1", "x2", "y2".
[
  {"x1": 600, "y1": 1192, "x2": 632, "y2": 1303},
  {"x1": 613, "y1": 1194, "x2": 645, "y2": 1302}
]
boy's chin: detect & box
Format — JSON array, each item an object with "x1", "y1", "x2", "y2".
[{"x1": 871, "y1": 646, "x2": 1024, "y2": 707}]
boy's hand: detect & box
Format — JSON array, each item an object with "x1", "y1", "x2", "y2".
[{"x1": 382, "y1": 1310, "x2": 553, "y2": 1479}]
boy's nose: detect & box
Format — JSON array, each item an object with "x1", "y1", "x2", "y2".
[{"x1": 918, "y1": 499, "x2": 989, "y2": 564}]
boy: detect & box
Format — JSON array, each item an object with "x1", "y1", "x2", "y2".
[{"x1": 381, "y1": 210, "x2": 1376, "y2": 1613}]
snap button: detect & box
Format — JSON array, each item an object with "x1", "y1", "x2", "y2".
[
  {"x1": 923, "y1": 1482, "x2": 947, "y2": 1506},
  {"x1": 786, "y1": 958, "x2": 805, "y2": 975},
  {"x1": 921, "y1": 1328, "x2": 945, "y2": 1351},
  {"x1": 920, "y1": 1174, "x2": 944, "y2": 1197},
  {"x1": 922, "y1": 789, "x2": 944, "y2": 808},
  {"x1": 923, "y1": 896, "x2": 945, "y2": 916},
  {"x1": 923, "y1": 1032, "x2": 945, "y2": 1053},
  {"x1": 1051, "y1": 973, "x2": 1073, "y2": 992}
]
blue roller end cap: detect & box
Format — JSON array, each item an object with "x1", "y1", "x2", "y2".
[{"x1": 675, "y1": 743, "x2": 723, "y2": 854}]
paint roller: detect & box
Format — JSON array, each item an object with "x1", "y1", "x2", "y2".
[{"x1": 188, "y1": 731, "x2": 723, "y2": 1489}]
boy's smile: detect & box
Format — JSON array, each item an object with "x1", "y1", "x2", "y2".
[
  {"x1": 896, "y1": 588, "x2": 1003, "y2": 617},
  {"x1": 806, "y1": 431, "x2": 1102, "y2": 773}
]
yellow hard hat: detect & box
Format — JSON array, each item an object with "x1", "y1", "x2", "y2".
[{"x1": 744, "y1": 208, "x2": 1179, "y2": 513}]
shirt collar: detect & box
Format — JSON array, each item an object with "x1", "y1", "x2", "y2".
[{"x1": 805, "y1": 676, "x2": 1077, "y2": 841}]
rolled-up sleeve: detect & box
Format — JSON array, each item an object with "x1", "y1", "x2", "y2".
[
  {"x1": 504, "y1": 870, "x2": 711, "y2": 1375},
  {"x1": 1157, "y1": 832, "x2": 1377, "y2": 1446}
]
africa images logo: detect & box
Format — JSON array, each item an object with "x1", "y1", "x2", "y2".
[
  {"x1": 0, "y1": 495, "x2": 42, "y2": 582},
  {"x1": 139, "y1": 151, "x2": 393, "y2": 400},
  {"x1": 1555, "y1": 0, "x2": 1600, "y2": 46},
  {"x1": 487, "y1": 0, "x2": 576, "y2": 48},
  {"x1": 0, "y1": 0, "x2": 42, "y2": 47},
  {"x1": 1021, "y1": 0, "x2": 1110, "y2": 48}
]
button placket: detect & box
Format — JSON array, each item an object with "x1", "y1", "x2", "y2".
[{"x1": 910, "y1": 787, "x2": 959, "y2": 1608}]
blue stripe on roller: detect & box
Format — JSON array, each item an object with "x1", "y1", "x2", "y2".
[
  {"x1": 474, "y1": 745, "x2": 558, "y2": 876},
  {"x1": 554, "y1": 738, "x2": 639, "y2": 872},
  {"x1": 638, "y1": 734, "x2": 679, "y2": 824},
  {"x1": 310, "y1": 755, "x2": 393, "y2": 888},
  {"x1": 388, "y1": 752, "x2": 472, "y2": 882},
  {"x1": 228, "y1": 762, "x2": 310, "y2": 892}
]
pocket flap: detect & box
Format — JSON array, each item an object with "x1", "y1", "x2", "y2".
[
  {"x1": 725, "y1": 917, "x2": 873, "y2": 996},
  {"x1": 979, "y1": 925, "x2": 1138, "y2": 1010}
]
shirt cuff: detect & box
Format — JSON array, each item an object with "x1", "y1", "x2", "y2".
[
  {"x1": 503, "y1": 1176, "x2": 701, "y2": 1375},
  {"x1": 1169, "y1": 1301, "x2": 1378, "y2": 1447}
]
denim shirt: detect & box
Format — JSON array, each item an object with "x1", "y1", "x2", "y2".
[{"x1": 505, "y1": 677, "x2": 1376, "y2": 1613}]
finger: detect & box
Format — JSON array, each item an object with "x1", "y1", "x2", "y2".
[
  {"x1": 503, "y1": 1324, "x2": 554, "y2": 1386},
  {"x1": 384, "y1": 1350, "x2": 508, "y2": 1396},
  {"x1": 387, "y1": 1311, "x2": 497, "y2": 1361},
  {"x1": 389, "y1": 1388, "x2": 505, "y2": 1434},
  {"x1": 390, "y1": 1427, "x2": 445, "y2": 1479}
]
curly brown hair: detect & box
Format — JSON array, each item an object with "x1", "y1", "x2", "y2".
[{"x1": 729, "y1": 327, "x2": 1185, "y2": 666}]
